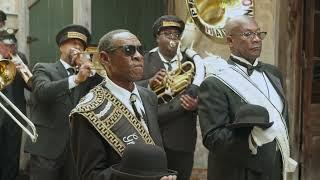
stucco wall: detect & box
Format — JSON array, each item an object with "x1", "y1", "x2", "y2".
[{"x1": 0, "y1": 1, "x2": 18, "y2": 29}]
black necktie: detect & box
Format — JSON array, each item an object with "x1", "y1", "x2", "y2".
[
  {"x1": 163, "y1": 61, "x2": 173, "y2": 71},
  {"x1": 230, "y1": 57, "x2": 262, "y2": 76},
  {"x1": 67, "y1": 67, "x2": 75, "y2": 76},
  {"x1": 130, "y1": 93, "x2": 141, "y2": 121}
]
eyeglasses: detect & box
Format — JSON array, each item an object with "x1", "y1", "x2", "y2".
[
  {"x1": 159, "y1": 32, "x2": 181, "y2": 39},
  {"x1": 233, "y1": 31, "x2": 267, "y2": 40},
  {"x1": 108, "y1": 45, "x2": 144, "y2": 57}
]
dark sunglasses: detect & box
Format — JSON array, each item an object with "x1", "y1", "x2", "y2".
[{"x1": 109, "y1": 45, "x2": 144, "y2": 57}]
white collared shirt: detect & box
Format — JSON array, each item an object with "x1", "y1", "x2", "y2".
[
  {"x1": 59, "y1": 59, "x2": 78, "y2": 89},
  {"x1": 155, "y1": 48, "x2": 179, "y2": 71},
  {"x1": 104, "y1": 76, "x2": 149, "y2": 132},
  {"x1": 230, "y1": 54, "x2": 283, "y2": 112}
]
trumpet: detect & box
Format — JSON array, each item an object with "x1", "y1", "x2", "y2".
[
  {"x1": 151, "y1": 42, "x2": 195, "y2": 104},
  {"x1": 71, "y1": 47, "x2": 107, "y2": 77},
  {"x1": 0, "y1": 59, "x2": 38, "y2": 142}
]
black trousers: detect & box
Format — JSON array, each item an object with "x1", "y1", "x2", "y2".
[
  {"x1": 165, "y1": 147, "x2": 194, "y2": 180},
  {"x1": 28, "y1": 145, "x2": 78, "y2": 180},
  {"x1": 207, "y1": 150, "x2": 283, "y2": 180},
  {"x1": 0, "y1": 117, "x2": 22, "y2": 180}
]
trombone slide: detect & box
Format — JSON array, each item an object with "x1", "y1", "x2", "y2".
[{"x1": 0, "y1": 91, "x2": 38, "y2": 142}]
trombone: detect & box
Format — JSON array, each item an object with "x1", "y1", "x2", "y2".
[
  {"x1": 0, "y1": 58, "x2": 38, "y2": 142},
  {"x1": 10, "y1": 53, "x2": 33, "y2": 87}
]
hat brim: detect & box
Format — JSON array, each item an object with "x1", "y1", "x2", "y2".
[
  {"x1": 59, "y1": 37, "x2": 87, "y2": 47},
  {"x1": 110, "y1": 164, "x2": 177, "y2": 179},
  {"x1": 1, "y1": 39, "x2": 16, "y2": 45},
  {"x1": 226, "y1": 121, "x2": 274, "y2": 129}
]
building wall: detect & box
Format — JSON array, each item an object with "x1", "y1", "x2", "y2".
[
  {"x1": 0, "y1": 0, "x2": 29, "y2": 58},
  {"x1": 0, "y1": 0, "x2": 18, "y2": 28}
]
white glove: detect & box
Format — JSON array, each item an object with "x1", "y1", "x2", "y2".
[
  {"x1": 249, "y1": 126, "x2": 276, "y2": 155},
  {"x1": 185, "y1": 48, "x2": 199, "y2": 59},
  {"x1": 251, "y1": 126, "x2": 276, "y2": 146},
  {"x1": 186, "y1": 51, "x2": 204, "y2": 86},
  {"x1": 183, "y1": 41, "x2": 205, "y2": 86}
]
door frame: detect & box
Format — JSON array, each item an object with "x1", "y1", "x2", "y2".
[{"x1": 276, "y1": 0, "x2": 304, "y2": 179}]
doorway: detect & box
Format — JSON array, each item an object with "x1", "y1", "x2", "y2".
[{"x1": 302, "y1": 0, "x2": 320, "y2": 179}]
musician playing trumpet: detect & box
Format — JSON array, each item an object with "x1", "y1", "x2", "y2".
[
  {"x1": 0, "y1": 28, "x2": 31, "y2": 180},
  {"x1": 137, "y1": 15, "x2": 204, "y2": 180},
  {"x1": 24, "y1": 24, "x2": 102, "y2": 180}
]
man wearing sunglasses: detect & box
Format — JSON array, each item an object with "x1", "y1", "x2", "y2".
[
  {"x1": 69, "y1": 29, "x2": 172, "y2": 180},
  {"x1": 198, "y1": 15, "x2": 297, "y2": 180},
  {"x1": 137, "y1": 15, "x2": 201, "y2": 180}
]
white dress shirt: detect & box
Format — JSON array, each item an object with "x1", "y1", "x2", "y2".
[
  {"x1": 104, "y1": 76, "x2": 149, "y2": 132},
  {"x1": 150, "y1": 47, "x2": 179, "y2": 71}
]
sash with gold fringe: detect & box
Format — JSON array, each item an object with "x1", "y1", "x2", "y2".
[{"x1": 70, "y1": 85, "x2": 155, "y2": 156}]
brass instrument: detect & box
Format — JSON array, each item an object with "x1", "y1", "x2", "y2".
[
  {"x1": 183, "y1": 0, "x2": 255, "y2": 46},
  {"x1": 73, "y1": 47, "x2": 107, "y2": 77},
  {"x1": 185, "y1": 0, "x2": 254, "y2": 39},
  {"x1": 9, "y1": 53, "x2": 33, "y2": 86},
  {"x1": 0, "y1": 59, "x2": 38, "y2": 142},
  {"x1": 151, "y1": 42, "x2": 195, "y2": 104}
]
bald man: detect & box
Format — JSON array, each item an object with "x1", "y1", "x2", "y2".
[{"x1": 198, "y1": 16, "x2": 297, "y2": 180}]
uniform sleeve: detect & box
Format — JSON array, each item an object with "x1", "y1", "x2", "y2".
[
  {"x1": 157, "y1": 84, "x2": 198, "y2": 124},
  {"x1": 198, "y1": 77, "x2": 250, "y2": 150},
  {"x1": 32, "y1": 63, "x2": 69, "y2": 103}
]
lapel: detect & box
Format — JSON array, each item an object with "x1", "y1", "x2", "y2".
[
  {"x1": 55, "y1": 61, "x2": 68, "y2": 78},
  {"x1": 152, "y1": 51, "x2": 166, "y2": 70},
  {"x1": 262, "y1": 69, "x2": 285, "y2": 100},
  {"x1": 137, "y1": 86, "x2": 161, "y2": 145},
  {"x1": 261, "y1": 67, "x2": 288, "y2": 119}
]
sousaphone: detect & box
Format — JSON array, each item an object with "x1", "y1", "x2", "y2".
[{"x1": 183, "y1": 0, "x2": 255, "y2": 44}]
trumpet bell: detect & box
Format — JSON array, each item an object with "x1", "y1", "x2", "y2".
[
  {"x1": 0, "y1": 59, "x2": 16, "y2": 90},
  {"x1": 186, "y1": 0, "x2": 255, "y2": 40},
  {"x1": 84, "y1": 46, "x2": 107, "y2": 77}
]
